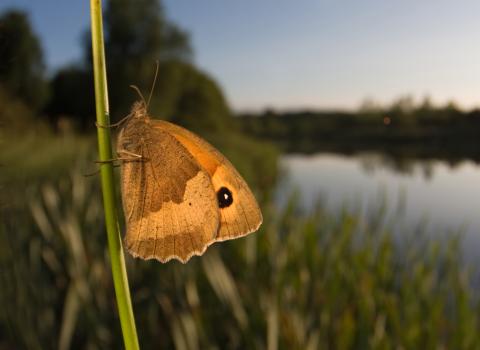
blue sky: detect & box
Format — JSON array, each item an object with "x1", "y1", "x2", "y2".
[{"x1": 1, "y1": 0, "x2": 479, "y2": 111}]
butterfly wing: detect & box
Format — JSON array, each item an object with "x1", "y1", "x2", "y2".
[
  {"x1": 152, "y1": 120, "x2": 263, "y2": 241},
  {"x1": 117, "y1": 118, "x2": 220, "y2": 263}
]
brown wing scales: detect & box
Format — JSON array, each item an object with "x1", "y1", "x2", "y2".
[
  {"x1": 151, "y1": 120, "x2": 263, "y2": 241},
  {"x1": 118, "y1": 117, "x2": 220, "y2": 263}
]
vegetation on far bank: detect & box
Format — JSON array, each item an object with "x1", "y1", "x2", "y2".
[{"x1": 237, "y1": 97, "x2": 480, "y2": 163}]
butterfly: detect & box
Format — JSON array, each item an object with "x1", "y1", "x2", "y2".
[{"x1": 116, "y1": 101, "x2": 262, "y2": 263}]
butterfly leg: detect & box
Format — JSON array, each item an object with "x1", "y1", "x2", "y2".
[
  {"x1": 94, "y1": 157, "x2": 140, "y2": 164},
  {"x1": 83, "y1": 164, "x2": 120, "y2": 177},
  {"x1": 117, "y1": 149, "x2": 143, "y2": 159},
  {"x1": 85, "y1": 154, "x2": 146, "y2": 177},
  {"x1": 95, "y1": 113, "x2": 132, "y2": 129},
  {"x1": 94, "y1": 150, "x2": 147, "y2": 165}
]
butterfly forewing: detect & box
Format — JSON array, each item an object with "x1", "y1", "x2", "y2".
[{"x1": 117, "y1": 107, "x2": 220, "y2": 263}]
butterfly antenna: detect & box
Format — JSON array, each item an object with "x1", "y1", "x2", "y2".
[
  {"x1": 129, "y1": 85, "x2": 147, "y2": 107},
  {"x1": 146, "y1": 60, "x2": 160, "y2": 109}
]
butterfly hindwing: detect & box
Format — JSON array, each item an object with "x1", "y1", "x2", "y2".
[{"x1": 152, "y1": 120, "x2": 263, "y2": 241}]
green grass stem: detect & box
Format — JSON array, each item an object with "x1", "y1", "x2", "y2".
[{"x1": 90, "y1": 1, "x2": 140, "y2": 349}]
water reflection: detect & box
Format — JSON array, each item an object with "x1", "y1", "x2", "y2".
[
  {"x1": 277, "y1": 152, "x2": 480, "y2": 261},
  {"x1": 358, "y1": 153, "x2": 437, "y2": 180}
]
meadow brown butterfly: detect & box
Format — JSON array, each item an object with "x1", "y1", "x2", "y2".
[{"x1": 116, "y1": 101, "x2": 262, "y2": 263}]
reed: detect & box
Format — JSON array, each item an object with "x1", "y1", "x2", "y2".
[
  {"x1": 90, "y1": 1, "x2": 139, "y2": 349},
  {"x1": 2, "y1": 170, "x2": 478, "y2": 348}
]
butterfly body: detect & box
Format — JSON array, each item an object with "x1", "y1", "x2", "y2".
[{"x1": 117, "y1": 102, "x2": 262, "y2": 263}]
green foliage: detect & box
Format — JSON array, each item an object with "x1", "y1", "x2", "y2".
[
  {"x1": 1, "y1": 163, "x2": 479, "y2": 349},
  {"x1": 151, "y1": 60, "x2": 232, "y2": 133},
  {"x1": 102, "y1": 0, "x2": 192, "y2": 119},
  {"x1": 46, "y1": 66, "x2": 94, "y2": 130},
  {"x1": 104, "y1": 0, "x2": 191, "y2": 62},
  {"x1": 0, "y1": 132, "x2": 94, "y2": 196},
  {"x1": 0, "y1": 9, "x2": 48, "y2": 111},
  {"x1": 0, "y1": 86, "x2": 36, "y2": 130}
]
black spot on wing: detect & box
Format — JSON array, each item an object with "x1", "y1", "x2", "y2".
[{"x1": 217, "y1": 187, "x2": 233, "y2": 208}]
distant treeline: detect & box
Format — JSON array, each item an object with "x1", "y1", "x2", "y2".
[{"x1": 237, "y1": 99, "x2": 480, "y2": 162}]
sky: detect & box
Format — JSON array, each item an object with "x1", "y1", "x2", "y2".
[{"x1": 1, "y1": 0, "x2": 480, "y2": 111}]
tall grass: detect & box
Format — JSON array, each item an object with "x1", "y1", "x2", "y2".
[
  {"x1": 89, "y1": 0, "x2": 139, "y2": 348},
  {"x1": 1, "y1": 167, "x2": 478, "y2": 349}
]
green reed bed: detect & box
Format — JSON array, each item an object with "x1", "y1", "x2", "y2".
[{"x1": 1, "y1": 169, "x2": 478, "y2": 349}]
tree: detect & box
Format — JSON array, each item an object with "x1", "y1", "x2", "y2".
[
  {"x1": 359, "y1": 97, "x2": 383, "y2": 114},
  {"x1": 103, "y1": 0, "x2": 192, "y2": 119},
  {"x1": 46, "y1": 66, "x2": 94, "y2": 130},
  {"x1": 389, "y1": 95, "x2": 415, "y2": 115},
  {"x1": 48, "y1": 0, "x2": 231, "y2": 133},
  {"x1": 158, "y1": 61, "x2": 230, "y2": 132},
  {"x1": 0, "y1": 10, "x2": 48, "y2": 111}
]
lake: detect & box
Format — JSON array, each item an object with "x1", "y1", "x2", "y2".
[{"x1": 278, "y1": 153, "x2": 480, "y2": 263}]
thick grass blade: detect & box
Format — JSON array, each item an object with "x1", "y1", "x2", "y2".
[{"x1": 90, "y1": 1, "x2": 140, "y2": 349}]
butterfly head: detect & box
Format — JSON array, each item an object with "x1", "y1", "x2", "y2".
[{"x1": 130, "y1": 100, "x2": 149, "y2": 121}]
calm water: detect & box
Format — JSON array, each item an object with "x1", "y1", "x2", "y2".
[{"x1": 278, "y1": 153, "x2": 480, "y2": 262}]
